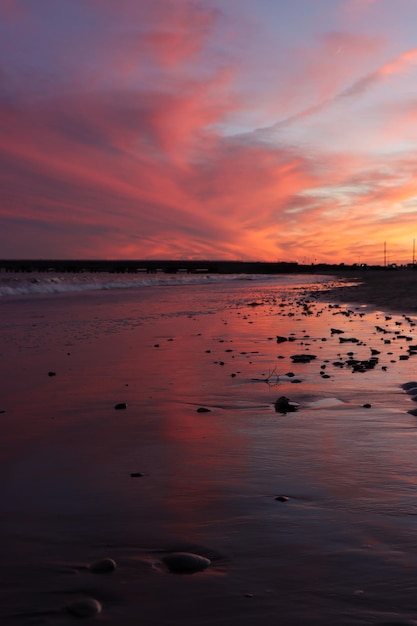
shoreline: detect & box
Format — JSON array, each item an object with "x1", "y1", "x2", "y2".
[{"x1": 318, "y1": 268, "x2": 417, "y2": 315}]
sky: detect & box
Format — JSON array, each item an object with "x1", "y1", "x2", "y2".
[{"x1": 1, "y1": 0, "x2": 417, "y2": 265}]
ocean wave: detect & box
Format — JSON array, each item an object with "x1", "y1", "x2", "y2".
[{"x1": 0, "y1": 271, "x2": 337, "y2": 298}]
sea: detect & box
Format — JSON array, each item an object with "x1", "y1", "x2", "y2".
[{"x1": 0, "y1": 269, "x2": 338, "y2": 298}]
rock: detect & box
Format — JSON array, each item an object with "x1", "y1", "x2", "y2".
[
  {"x1": 162, "y1": 552, "x2": 211, "y2": 574},
  {"x1": 48, "y1": 371, "x2": 56, "y2": 377},
  {"x1": 66, "y1": 598, "x2": 102, "y2": 617},
  {"x1": 89, "y1": 558, "x2": 116, "y2": 573},
  {"x1": 130, "y1": 472, "x2": 145, "y2": 477},
  {"x1": 197, "y1": 407, "x2": 211, "y2": 413},
  {"x1": 362, "y1": 404, "x2": 372, "y2": 408},
  {"x1": 402, "y1": 382, "x2": 417, "y2": 390},
  {"x1": 290, "y1": 354, "x2": 317, "y2": 363},
  {"x1": 275, "y1": 495, "x2": 289, "y2": 502},
  {"x1": 114, "y1": 402, "x2": 127, "y2": 410},
  {"x1": 274, "y1": 396, "x2": 299, "y2": 414},
  {"x1": 276, "y1": 336, "x2": 288, "y2": 343}
]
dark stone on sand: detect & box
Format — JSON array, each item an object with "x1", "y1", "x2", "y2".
[
  {"x1": 339, "y1": 337, "x2": 359, "y2": 343},
  {"x1": 89, "y1": 558, "x2": 117, "y2": 573},
  {"x1": 408, "y1": 408, "x2": 417, "y2": 416},
  {"x1": 114, "y1": 402, "x2": 127, "y2": 410},
  {"x1": 401, "y1": 382, "x2": 417, "y2": 390},
  {"x1": 405, "y1": 388, "x2": 417, "y2": 395},
  {"x1": 276, "y1": 335, "x2": 288, "y2": 343},
  {"x1": 162, "y1": 552, "x2": 211, "y2": 574},
  {"x1": 154, "y1": 343, "x2": 159, "y2": 347},
  {"x1": 330, "y1": 328, "x2": 344, "y2": 334},
  {"x1": 0, "y1": 410, "x2": 5, "y2": 414},
  {"x1": 48, "y1": 371, "x2": 56, "y2": 377},
  {"x1": 66, "y1": 598, "x2": 102, "y2": 617},
  {"x1": 197, "y1": 407, "x2": 211, "y2": 413},
  {"x1": 275, "y1": 495, "x2": 289, "y2": 502},
  {"x1": 274, "y1": 396, "x2": 299, "y2": 414},
  {"x1": 130, "y1": 472, "x2": 145, "y2": 477},
  {"x1": 362, "y1": 404, "x2": 372, "y2": 408},
  {"x1": 290, "y1": 354, "x2": 317, "y2": 363}
]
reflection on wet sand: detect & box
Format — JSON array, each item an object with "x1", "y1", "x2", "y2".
[{"x1": 2, "y1": 278, "x2": 417, "y2": 624}]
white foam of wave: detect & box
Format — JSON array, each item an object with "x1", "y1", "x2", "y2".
[{"x1": 0, "y1": 271, "x2": 336, "y2": 298}]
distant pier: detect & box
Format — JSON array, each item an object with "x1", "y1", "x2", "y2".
[{"x1": 0, "y1": 259, "x2": 301, "y2": 274}]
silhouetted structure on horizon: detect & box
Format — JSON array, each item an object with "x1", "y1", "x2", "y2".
[
  {"x1": 0, "y1": 259, "x2": 301, "y2": 274},
  {"x1": 0, "y1": 259, "x2": 409, "y2": 274}
]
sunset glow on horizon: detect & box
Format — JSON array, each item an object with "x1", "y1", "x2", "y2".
[{"x1": 2, "y1": 0, "x2": 417, "y2": 265}]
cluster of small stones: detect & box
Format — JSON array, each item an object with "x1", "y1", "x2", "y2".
[{"x1": 64, "y1": 551, "x2": 212, "y2": 618}]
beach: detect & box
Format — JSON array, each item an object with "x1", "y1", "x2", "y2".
[
  {"x1": 320, "y1": 267, "x2": 417, "y2": 315},
  {"x1": 2, "y1": 270, "x2": 417, "y2": 625}
]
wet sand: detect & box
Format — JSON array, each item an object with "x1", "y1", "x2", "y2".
[
  {"x1": 321, "y1": 267, "x2": 417, "y2": 315},
  {"x1": 2, "y1": 278, "x2": 417, "y2": 625}
]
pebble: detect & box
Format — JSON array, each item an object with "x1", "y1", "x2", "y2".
[
  {"x1": 274, "y1": 396, "x2": 299, "y2": 414},
  {"x1": 197, "y1": 407, "x2": 211, "y2": 413},
  {"x1": 66, "y1": 598, "x2": 102, "y2": 617},
  {"x1": 162, "y1": 552, "x2": 211, "y2": 574},
  {"x1": 114, "y1": 402, "x2": 127, "y2": 410},
  {"x1": 290, "y1": 354, "x2": 317, "y2": 363},
  {"x1": 402, "y1": 382, "x2": 417, "y2": 390},
  {"x1": 89, "y1": 558, "x2": 117, "y2": 573}
]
